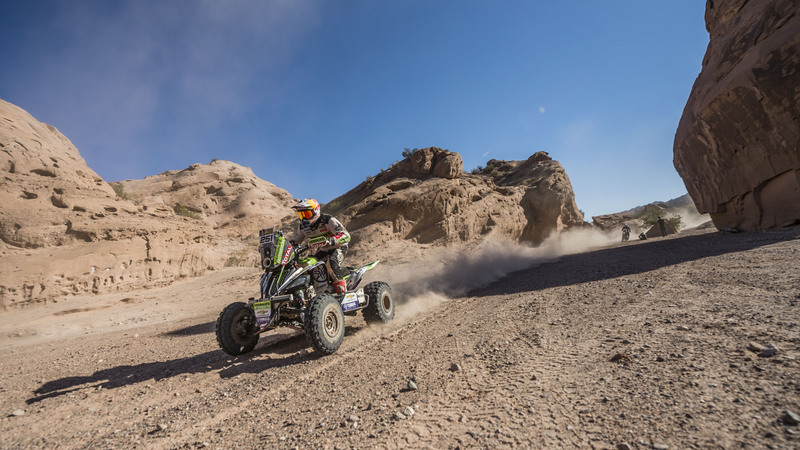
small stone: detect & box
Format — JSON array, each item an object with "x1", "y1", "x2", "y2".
[
  {"x1": 616, "y1": 443, "x2": 632, "y2": 450},
  {"x1": 747, "y1": 342, "x2": 764, "y2": 353},
  {"x1": 407, "y1": 380, "x2": 418, "y2": 391},
  {"x1": 610, "y1": 353, "x2": 632, "y2": 364},
  {"x1": 403, "y1": 406, "x2": 415, "y2": 417},
  {"x1": 758, "y1": 344, "x2": 779, "y2": 358},
  {"x1": 155, "y1": 423, "x2": 168, "y2": 432},
  {"x1": 393, "y1": 411, "x2": 407, "y2": 421},
  {"x1": 11, "y1": 409, "x2": 25, "y2": 417},
  {"x1": 780, "y1": 410, "x2": 800, "y2": 426},
  {"x1": 449, "y1": 363, "x2": 462, "y2": 372},
  {"x1": 349, "y1": 414, "x2": 360, "y2": 423},
  {"x1": 676, "y1": 325, "x2": 690, "y2": 331},
  {"x1": 653, "y1": 444, "x2": 669, "y2": 450}
]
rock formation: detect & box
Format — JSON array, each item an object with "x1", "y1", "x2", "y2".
[
  {"x1": 320, "y1": 148, "x2": 584, "y2": 261},
  {"x1": 0, "y1": 99, "x2": 585, "y2": 309},
  {"x1": 117, "y1": 160, "x2": 295, "y2": 237},
  {"x1": 0, "y1": 100, "x2": 252, "y2": 309},
  {"x1": 674, "y1": 0, "x2": 800, "y2": 231}
]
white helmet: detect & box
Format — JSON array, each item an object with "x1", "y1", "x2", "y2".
[{"x1": 292, "y1": 198, "x2": 321, "y2": 226}]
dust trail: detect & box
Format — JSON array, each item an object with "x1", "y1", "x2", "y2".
[
  {"x1": 677, "y1": 208, "x2": 712, "y2": 229},
  {"x1": 368, "y1": 227, "x2": 619, "y2": 326}
]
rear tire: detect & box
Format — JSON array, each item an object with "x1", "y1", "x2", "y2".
[
  {"x1": 363, "y1": 281, "x2": 395, "y2": 324},
  {"x1": 216, "y1": 302, "x2": 259, "y2": 356},
  {"x1": 305, "y1": 293, "x2": 345, "y2": 355}
]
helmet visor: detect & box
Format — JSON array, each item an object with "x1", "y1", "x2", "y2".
[{"x1": 298, "y1": 210, "x2": 314, "y2": 220}]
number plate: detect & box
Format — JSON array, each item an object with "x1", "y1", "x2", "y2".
[{"x1": 260, "y1": 234, "x2": 273, "y2": 245}]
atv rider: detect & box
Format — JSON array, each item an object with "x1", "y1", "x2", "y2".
[{"x1": 290, "y1": 199, "x2": 351, "y2": 294}]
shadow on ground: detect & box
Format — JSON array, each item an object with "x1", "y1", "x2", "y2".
[
  {"x1": 27, "y1": 332, "x2": 309, "y2": 404},
  {"x1": 469, "y1": 226, "x2": 800, "y2": 297},
  {"x1": 29, "y1": 322, "x2": 375, "y2": 404}
]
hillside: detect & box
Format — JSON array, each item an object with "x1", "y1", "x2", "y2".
[
  {"x1": 591, "y1": 193, "x2": 710, "y2": 234},
  {"x1": 2, "y1": 100, "x2": 589, "y2": 310}
]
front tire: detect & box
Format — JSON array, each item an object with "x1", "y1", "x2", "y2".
[
  {"x1": 216, "y1": 302, "x2": 259, "y2": 356},
  {"x1": 363, "y1": 281, "x2": 395, "y2": 324},
  {"x1": 305, "y1": 293, "x2": 345, "y2": 355}
]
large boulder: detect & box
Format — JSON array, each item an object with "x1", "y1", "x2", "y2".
[{"x1": 674, "y1": 0, "x2": 800, "y2": 231}]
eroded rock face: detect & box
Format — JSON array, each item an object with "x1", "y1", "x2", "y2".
[
  {"x1": 673, "y1": 0, "x2": 800, "y2": 230},
  {"x1": 0, "y1": 100, "x2": 248, "y2": 309},
  {"x1": 323, "y1": 149, "x2": 584, "y2": 261},
  {"x1": 117, "y1": 160, "x2": 295, "y2": 237}
]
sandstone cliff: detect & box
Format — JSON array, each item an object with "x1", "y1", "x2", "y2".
[
  {"x1": 674, "y1": 0, "x2": 800, "y2": 231},
  {"x1": 0, "y1": 100, "x2": 248, "y2": 309},
  {"x1": 320, "y1": 148, "x2": 584, "y2": 261}
]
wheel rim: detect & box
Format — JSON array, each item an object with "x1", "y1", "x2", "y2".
[
  {"x1": 323, "y1": 305, "x2": 341, "y2": 340},
  {"x1": 233, "y1": 311, "x2": 253, "y2": 342},
  {"x1": 381, "y1": 293, "x2": 392, "y2": 313}
]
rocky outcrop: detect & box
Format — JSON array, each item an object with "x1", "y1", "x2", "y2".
[
  {"x1": 117, "y1": 160, "x2": 295, "y2": 237},
  {"x1": 674, "y1": 0, "x2": 800, "y2": 231},
  {"x1": 322, "y1": 149, "x2": 584, "y2": 261},
  {"x1": 0, "y1": 100, "x2": 250, "y2": 309}
]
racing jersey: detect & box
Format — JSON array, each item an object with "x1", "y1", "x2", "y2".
[{"x1": 291, "y1": 214, "x2": 351, "y2": 254}]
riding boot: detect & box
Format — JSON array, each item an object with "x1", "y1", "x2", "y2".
[{"x1": 333, "y1": 280, "x2": 347, "y2": 294}]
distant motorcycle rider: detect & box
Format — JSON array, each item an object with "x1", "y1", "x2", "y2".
[
  {"x1": 290, "y1": 199, "x2": 351, "y2": 294},
  {"x1": 621, "y1": 223, "x2": 631, "y2": 242}
]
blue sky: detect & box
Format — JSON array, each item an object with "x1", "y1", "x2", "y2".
[{"x1": 0, "y1": 1, "x2": 708, "y2": 219}]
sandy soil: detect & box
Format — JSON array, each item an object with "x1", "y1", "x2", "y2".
[{"x1": 1, "y1": 225, "x2": 799, "y2": 449}]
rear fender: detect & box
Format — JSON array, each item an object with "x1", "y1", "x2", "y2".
[{"x1": 345, "y1": 260, "x2": 380, "y2": 291}]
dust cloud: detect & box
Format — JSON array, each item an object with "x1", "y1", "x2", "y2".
[
  {"x1": 676, "y1": 207, "x2": 712, "y2": 229},
  {"x1": 370, "y1": 227, "x2": 618, "y2": 325}
]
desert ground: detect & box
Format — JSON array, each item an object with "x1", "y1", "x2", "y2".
[{"x1": 1, "y1": 225, "x2": 799, "y2": 449}]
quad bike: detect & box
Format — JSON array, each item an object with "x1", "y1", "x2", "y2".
[{"x1": 215, "y1": 227, "x2": 395, "y2": 356}]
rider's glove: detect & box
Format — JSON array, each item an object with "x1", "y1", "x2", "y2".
[{"x1": 327, "y1": 237, "x2": 337, "y2": 247}]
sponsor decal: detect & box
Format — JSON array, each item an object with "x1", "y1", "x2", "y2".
[
  {"x1": 341, "y1": 293, "x2": 359, "y2": 311},
  {"x1": 253, "y1": 301, "x2": 272, "y2": 326},
  {"x1": 313, "y1": 265, "x2": 328, "y2": 283},
  {"x1": 281, "y1": 245, "x2": 293, "y2": 265},
  {"x1": 272, "y1": 239, "x2": 286, "y2": 266},
  {"x1": 308, "y1": 236, "x2": 327, "y2": 249}
]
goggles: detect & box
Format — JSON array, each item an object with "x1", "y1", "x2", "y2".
[{"x1": 298, "y1": 210, "x2": 314, "y2": 219}]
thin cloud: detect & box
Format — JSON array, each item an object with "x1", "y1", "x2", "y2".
[{"x1": 8, "y1": 0, "x2": 320, "y2": 180}]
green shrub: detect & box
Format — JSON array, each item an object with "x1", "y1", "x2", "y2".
[
  {"x1": 109, "y1": 182, "x2": 132, "y2": 200},
  {"x1": 173, "y1": 204, "x2": 202, "y2": 220},
  {"x1": 402, "y1": 148, "x2": 419, "y2": 158}
]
